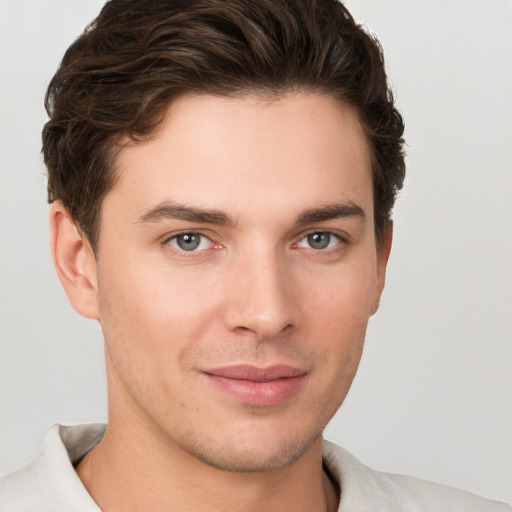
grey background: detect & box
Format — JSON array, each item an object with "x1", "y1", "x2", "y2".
[{"x1": 1, "y1": 0, "x2": 511, "y2": 504}]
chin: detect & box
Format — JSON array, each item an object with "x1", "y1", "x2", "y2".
[{"x1": 182, "y1": 426, "x2": 323, "y2": 473}]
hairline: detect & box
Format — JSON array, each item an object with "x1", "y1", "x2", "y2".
[{"x1": 82, "y1": 87, "x2": 385, "y2": 255}]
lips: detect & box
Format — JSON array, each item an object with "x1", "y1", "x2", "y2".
[{"x1": 202, "y1": 364, "x2": 307, "y2": 406}]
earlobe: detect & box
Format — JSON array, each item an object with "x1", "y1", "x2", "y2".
[
  {"x1": 49, "y1": 202, "x2": 100, "y2": 320},
  {"x1": 371, "y1": 223, "x2": 393, "y2": 316}
]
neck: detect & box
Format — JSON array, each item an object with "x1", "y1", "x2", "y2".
[{"x1": 77, "y1": 420, "x2": 338, "y2": 512}]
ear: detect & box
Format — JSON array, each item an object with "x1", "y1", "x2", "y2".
[
  {"x1": 49, "y1": 202, "x2": 100, "y2": 319},
  {"x1": 371, "y1": 223, "x2": 393, "y2": 316}
]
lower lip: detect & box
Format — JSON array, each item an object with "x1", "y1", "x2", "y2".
[{"x1": 204, "y1": 373, "x2": 307, "y2": 406}]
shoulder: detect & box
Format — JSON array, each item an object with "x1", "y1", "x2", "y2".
[
  {"x1": 322, "y1": 440, "x2": 511, "y2": 512},
  {"x1": 0, "y1": 463, "x2": 49, "y2": 512},
  {"x1": 0, "y1": 424, "x2": 104, "y2": 512}
]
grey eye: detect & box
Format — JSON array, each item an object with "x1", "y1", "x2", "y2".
[
  {"x1": 175, "y1": 233, "x2": 202, "y2": 251},
  {"x1": 167, "y1": 232, "x2": 214, "y2": 253},
  {"x1": 307, "y1": 232, "x2": 331, "y2": 249}
]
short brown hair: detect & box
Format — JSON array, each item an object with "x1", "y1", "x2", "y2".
[{"x1": 43, "y1": 0, "x2": 405, "y2": 252}]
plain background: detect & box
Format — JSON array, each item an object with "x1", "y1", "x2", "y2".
[{"x1": 0, "y1": 0, "x2": 511, "y2": 504}]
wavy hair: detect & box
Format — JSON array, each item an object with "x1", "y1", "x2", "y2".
[{"x1": 43, "y1": 0, "x2": 405, "y2": 252}]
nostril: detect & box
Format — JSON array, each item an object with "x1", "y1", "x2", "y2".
[
  {"x1": 233, "y1": 326, "x2": 253, "y2": 335},
  {"x1": 228, "y1": 321, "x2": 295, "y2": 341}
]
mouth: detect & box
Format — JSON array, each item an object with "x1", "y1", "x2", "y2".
[{"x1": 202, "y1": 364, "x2": 308, "y2": 407}]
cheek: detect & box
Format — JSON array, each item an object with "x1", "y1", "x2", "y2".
[
  {"x1": 303, "y1": 261, "x2": 376, "y2": 382},
  {"x1": 96, "y1": 259, "x2": 230, "y2": 409},
  {"x1": 98, "y1": 257, "x2": 224, "y2": 342},
  {"x1": 305, "y1": 260, "x2": 377, "y2": 327},
  {"x1": 96, "y1": 264, "x2": 213, "y2": 411}
]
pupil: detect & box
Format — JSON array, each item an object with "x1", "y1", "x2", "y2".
[
  {"x1": 178, "y1": 233, "x2": 200, "y2": 251},
  {"x1": 308, "y1": 232, "x2": 330, "y2": 249}
]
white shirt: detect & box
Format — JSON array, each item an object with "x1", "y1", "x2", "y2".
[{"x1": 1, "y1": 424, "x2": 510, "y2": 511}]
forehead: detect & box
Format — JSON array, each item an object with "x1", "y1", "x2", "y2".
[{"x1": 108, "y1": 92, "x2": 373, "y2": 223}]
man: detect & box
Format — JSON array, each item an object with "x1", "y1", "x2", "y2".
[{"x1": 0, "y1": 0, "x2": 510, "y2": 510}]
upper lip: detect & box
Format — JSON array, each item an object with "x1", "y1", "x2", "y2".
[{"x1": 203, "y1": 364, "x2": 307, "y2": 382}]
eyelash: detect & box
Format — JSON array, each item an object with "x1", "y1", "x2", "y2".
[
  {"x1": 293, "y1": 230, "x2": 347, "y2": 254},
  {"x1": 162, "y1": 230, "x2": 347, "y2": 256},
  {"x1": 164, "y1": 231, "x2": 217, "y2": 254}
]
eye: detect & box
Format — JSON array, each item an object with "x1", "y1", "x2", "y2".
[
  {"x1": 296, "y1": 232, "x2": 341, "y2": 250},
  {"x1": 167, "y1": 232, "x2": 212, "y2": 252}
]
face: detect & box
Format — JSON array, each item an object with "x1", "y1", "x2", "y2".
[{"x1": 89, "y1": 93, "x2": 389, "y2": 471}]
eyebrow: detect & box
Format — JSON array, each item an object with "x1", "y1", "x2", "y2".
[
  {"x1": 294, "y1": 201, "x2": 366, "y2": 225},
  {"x1": 136, "y1": 201, "x2": 235, "y2": 226},
  {"x1": 136, "y1": 200, "x2": 366, "y2": 228}
]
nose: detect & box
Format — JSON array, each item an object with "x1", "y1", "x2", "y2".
[{"x1": 223, "y1": 249, "x2": 299, "y2": 340}]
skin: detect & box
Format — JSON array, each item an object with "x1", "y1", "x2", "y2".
[{"x1": 50, "y1": 92, "x2": 391, "y2": 512}]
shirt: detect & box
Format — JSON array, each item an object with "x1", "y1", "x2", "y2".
[{"x1": 1, "y1": 424, "x2": 510, "y2": 511}]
